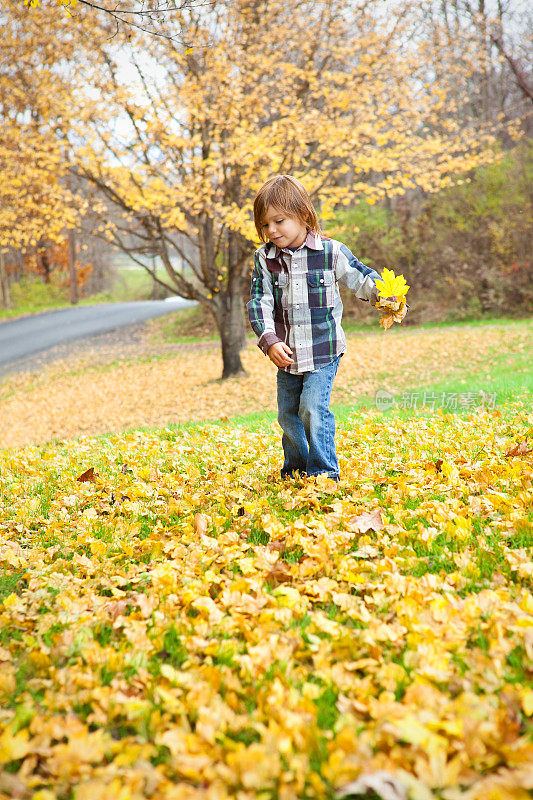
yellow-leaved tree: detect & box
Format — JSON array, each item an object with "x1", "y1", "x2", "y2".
[
  {"x1": 65, "y1": 0, "x2": 500, "y2": 376},
  {"x1": 0, "y1": 1, "x2": 91, "y2": 306}
]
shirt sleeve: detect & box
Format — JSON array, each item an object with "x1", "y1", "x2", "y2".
[
  {"x1": 335, "y1": 243, "x2": 381, "y2": 304},
  {"x1": 246, "y1": 249, "x2": 283, "y2": 355}
]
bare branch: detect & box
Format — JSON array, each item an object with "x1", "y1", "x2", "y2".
[{"x1": 461, "y1": 0, "x2": 532, "y2": 103}]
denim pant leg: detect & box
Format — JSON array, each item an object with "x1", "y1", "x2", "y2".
[
  {"x1": 277, "y1": 369, "x2": 309, "y2": 478},
  {"x1": 299, "y1": 356, "x2": 341, "y2": 479}
]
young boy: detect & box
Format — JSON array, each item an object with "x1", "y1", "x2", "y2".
[{"x1": 247, "y1": 174, "x2": 384, "y2": 483}]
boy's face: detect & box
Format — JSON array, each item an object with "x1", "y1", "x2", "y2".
[{"x1": 261, "y1": 206, "x2": 308, "y2": 249}]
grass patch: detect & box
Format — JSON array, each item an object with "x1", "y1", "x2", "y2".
[
  {"x1": 146, "y1": 303, "x2": 219, "y2": 343},
  {"x1": 0, "y1": 268, "x2": 179, "y2": 321},
  {"x1": 0, "y1": 569, "x2": 26, "y2": 601},
  {"x1": 388, "y1": 347, "x2": 532, "y2": 410}
]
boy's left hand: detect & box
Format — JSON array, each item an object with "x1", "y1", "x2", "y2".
[{"x1": 375, "y1": 294, "x2": 400, "y2": 309}]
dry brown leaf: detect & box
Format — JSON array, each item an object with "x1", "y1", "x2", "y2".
[
  {"x1": 378, "y1": 301, "x2": 408, "y2": 330},
  {"x1": 379, "y1": 312, "x2": 395, "y2": 330},
  {"x1": 505, "y1": 440, "x2": 533, "y2": 458},
  {"x1": 376, "y1": 296, "x2": 401, "y2": 311},
  {"x1": 265, "y1": 561, "x2": 292, "y2": 588},
  {"x1": 77, "y1": 467, "x2": 98, "y2": 483},
  {"x1": 102, "y1": 600, "x2": 129, "y2": 620},
  {"x1": 336, "y1": 693, "x2": 370, "y2": 716}
]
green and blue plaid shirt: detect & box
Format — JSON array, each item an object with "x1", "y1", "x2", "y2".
[{"x1": 247, "y1": 230, "x2": 381, "y2": 373}]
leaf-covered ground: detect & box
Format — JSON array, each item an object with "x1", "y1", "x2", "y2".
[
  {"x1": 0, "y1": 320, "x2": 530, "y2": 449},
  {"x1": 0, "y1": 396, "x2": 532, "y2": 799}
]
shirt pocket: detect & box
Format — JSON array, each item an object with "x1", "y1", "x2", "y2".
[
  {"x1": 272, "y1": 272, "x2": 289, "y2": 309},
  {"x1": 306, "y1": 270, "x2": 335, "y2": 308}
]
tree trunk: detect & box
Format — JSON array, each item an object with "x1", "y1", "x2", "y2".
[
  {"x1": 39, "y1": 247, "x2": 51, "y2": 284},
  {"x1": 0, "y1": 251, "x2": 11, "y2": 310},
  {"x1": 68, "y1": 229, "x2": 78, "y2": 304},
  {"x1": 214, "y1": 288, "x2": 247, "y2": 379}
]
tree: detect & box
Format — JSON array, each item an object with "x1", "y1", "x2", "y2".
[
  {"x1": 460, "y1": 0, "x2": 532, "y2": 105},
  {"x1": 67, "y1": 0, "x2": 506, "y2": 378},
  {"x1": 420, "y1": 0, "x2": 532, "y2": 135},
  {"x1": 23, "y1": 0, "x2": 214, "y2": 45},
  {"x1": 0, "y1": 1, "x2": 92, "y2": 306}
]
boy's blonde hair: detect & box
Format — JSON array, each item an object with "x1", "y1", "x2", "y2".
[{"x1": 253, "y1": 174, "x2": 322, "y2": 243}]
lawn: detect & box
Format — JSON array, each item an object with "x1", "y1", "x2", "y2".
[
  {"x1": 0, "y1": 268, "x2": 173, "y2": 322},
  {"x1": 0, "y1": 318, "x2": 531, "y2": 799}
]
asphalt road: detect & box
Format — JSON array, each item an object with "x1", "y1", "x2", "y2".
[{"x1": 0, "y1": 298, "x2": 196, "y2": 368}]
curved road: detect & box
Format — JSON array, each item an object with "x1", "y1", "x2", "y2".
[{"x1": 0, "y1": 298, "x2": 196, "y2": 368}]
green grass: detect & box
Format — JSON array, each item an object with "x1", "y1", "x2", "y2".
[
  {"x1": 0, "y1": 268, "x2": 175, "y2": 321},
  {"x1": 389, "y1": 347, "x2": 532, "y2": 410},
  {"x1": 0, "y1": 275, "x2": 71, "y2": 321},
  {"x1": 147, "y1": 303, "x2": 219, "y2": 344},
  {"x1": 99, "y1": 268, "x2": 176, "y2": 303},
  {"x1": 0, "y1": 569, "x2": 26, "y2": 601}
]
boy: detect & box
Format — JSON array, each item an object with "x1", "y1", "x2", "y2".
[{"x1": 247, "y1": 174, "x2": 385, "y2": 482}]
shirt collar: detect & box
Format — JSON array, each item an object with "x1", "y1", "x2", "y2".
[{"x1": 265, "y1": 229, "x2": 323, "y2": 259}]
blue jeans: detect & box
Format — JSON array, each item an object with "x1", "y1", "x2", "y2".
[{"x1": 276, "y1": 355, "x2": 341, "y2": 481}]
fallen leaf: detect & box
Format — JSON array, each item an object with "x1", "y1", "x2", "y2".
[
  {"x1": 0, "y1": 772, "x2": 27, "y2": 799},
  {"x1": 77, "y1": 467, "x2": 98, "y2": 483},
  {"x1": 0, "y1": 728, "x2": 31, "y2": 764},
  {"x1": 351, "y1": 544, "x2": 379, "y2": 559},
  {"x1": 0, "y1": 323, "x2": 523, "y2": 449},
  {"x1": 337, "y1": 770, "x2": 408, "y2": 800},
  {"x1": 521, "y1": 687, "x2": 533, "y2": 717},
  {"x1": 1, "y1": 343, "x2": 532, "y2": 798},
  {"x1": 194, "y1": 513, "x2": 210, "y2": 536},
  {"x1": 102, "y1": 600, "x2": 129, "y2": 620},
  {"x1": 348, "y1": 508, "x2": 384, "y2": 533},
  {"x1": 505, "y1": 440, "x2": 533, "y2": 457},
  {"x1": 265, "y1": 561, "x2": 292, "y2": 587}
]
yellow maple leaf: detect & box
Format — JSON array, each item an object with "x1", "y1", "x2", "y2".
[
  {"x1": 374, "y1": 269, "x2": 409, "y2": 329},
  {"x1": 375, "y1": 267, "x2": 410, "y2": 301},
  {"x1": 0, "y1": 727, "x2": 31, "y2": 764},
  {"x1": 521, "y1": 688, "x2": 533, "y2": 716}
]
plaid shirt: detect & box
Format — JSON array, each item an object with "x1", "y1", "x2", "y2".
[{"x1": 246, "y1": 230, "x2": 381, "y2": 374}]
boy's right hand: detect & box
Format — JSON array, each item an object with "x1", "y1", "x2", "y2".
[{"x1": 268, "y1": 342, "x2": 294, "y2": 367}]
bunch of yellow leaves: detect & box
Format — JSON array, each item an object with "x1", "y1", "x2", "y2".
[{"x1": 374, "y1": 268, "x2": 410, "y2": 330}]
